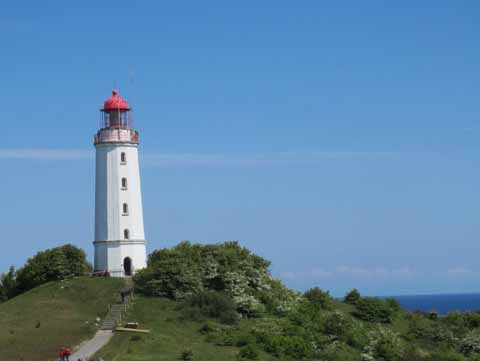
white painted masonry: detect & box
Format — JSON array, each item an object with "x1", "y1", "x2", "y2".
[{"x1": 93, "y1": 92, "x2": 147, "y2": 277}]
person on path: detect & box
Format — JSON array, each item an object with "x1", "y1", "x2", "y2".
[
  {"x1": 58, "y1": 347, "x2": 65, "y2": 361},
  {"x1": 64, "y1": 347, "x2": 72, "y2": 361}
]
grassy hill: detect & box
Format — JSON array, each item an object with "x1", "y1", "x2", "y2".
[
  {"x1": 94, "y1": 296, "x2": 277, "y2": 361},
  {"x1": 92, "y1": 293, "x2": 480, "y2": 361},
  {"x1": 3, "y1": 242, "x2": 480, "y2": 361},
  {"x1": 0, "y1": 277, "x2": 124, "y2": 361},
  {"x1": 92, "y1": 241, "x2": 480, "y2": 361}
]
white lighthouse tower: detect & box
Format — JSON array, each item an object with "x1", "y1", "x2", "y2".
[{"x1": 93, "y1": 89, "x2": 147, "y2": 277}]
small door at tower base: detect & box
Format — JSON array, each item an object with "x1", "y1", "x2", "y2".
[{"x1": 124, "y1": 257, "x2": 133, "y2": 276}]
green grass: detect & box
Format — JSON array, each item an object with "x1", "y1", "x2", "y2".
[
  {"x1": 95, "y1": 297, "x2": 276, "y2": 361},
  {"x1": 0, "y1": 276, "x2": 124, "y2": 361}
]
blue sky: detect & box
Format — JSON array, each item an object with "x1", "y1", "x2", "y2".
[{"x1": 1, "y1": 1, "x2": 480, "y2": 296}]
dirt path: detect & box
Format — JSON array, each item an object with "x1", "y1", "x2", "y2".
[{"x1": 70, "y1": 330, "x2": 113, "y2": 360}]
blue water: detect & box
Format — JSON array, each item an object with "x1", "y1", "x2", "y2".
[{"x1": 391, "y1": 293, "x2": 480, "y2": 315}]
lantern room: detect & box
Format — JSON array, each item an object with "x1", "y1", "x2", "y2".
[
  {"x1": 100, "y1": 89, "x2": 132, "y2": 129},
  {"x1": 94, "y1": 89, "x2": 139, "y2": 145}
]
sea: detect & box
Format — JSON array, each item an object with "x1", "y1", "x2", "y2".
[{"x1": 389, "y1": 294, "x2": 480, "y2": 315}]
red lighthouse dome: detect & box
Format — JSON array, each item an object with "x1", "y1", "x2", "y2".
[{"x1": 102, "y1": 89, "x2": 130, "y2": 111}]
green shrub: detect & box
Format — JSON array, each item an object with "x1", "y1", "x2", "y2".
[
  {"x1": 443, "y1": 311, "x2": 470, "y2": 337},
  {"x1": 303, "y1": 287, "x2": 333, "y2": 310},
  {"x1": 258, "y1": 278, "x2": 299, "y2": 316},
  {"x1": 345, "y1": 289, "x2": 361, "y2": 305},
  {"x1": 318, "y1": 342, "x2": 361, "y2": 361},
  {"x1": 134, "y1": 241, "x2": 282, "y2": 316},
  {"x1": 4, "y1": 244, "x2": 90, "y2": 298},
  {"x1": 427, "y1": 346, "x2": 466, "y2": 361},
  {"x1": 261, "y1": 334, "x2": 313, "y2": 360},
  {"x1": 180, "y1": 349, "x2": 194, "y2": 361},
  {"x1": 384, "y1": 298, "x2": 402, "y2": 313},
  {"x1": 363, "y1": 327, "x2": 404, "y2": 361},
  {"x1": 460, "y1": 330, "x2": 480, "y2": 356},
  {"x1": 324, "y1": 311, "x2": 352, "y2": 340},
  {"x1": 184, "y1": 291, "x2": 239, "y2": 325},
  {"x1": 353, "y1": 297, "x2": 395, "y2": 323},
  {"x1": 199, "y1": 321, "x2": 222, "y2": 334},
  {"x1": 237, "y1": 345, "x2": 259, "y2": 360},
  {"x1": 464, "y1": 312, "x2": 480, "y2": 328},
  {"x1": 234, "y1": 332, "x2": 256, "y2": 347},
  {"x1": 406, "y1": 312, "x2": 455, "y2": 345},
  {"x1": 0, "y1": 266, "x2": 18, "y2": 301}
]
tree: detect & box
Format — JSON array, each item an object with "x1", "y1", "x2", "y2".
[
  {"x1": 353, "y1": 297, "x2": 395, "y2": 324},
  {"x1": 185, "y1": 291, "x2": 239, "y2": 325},
  {"x1": 134, "y1": 241, "x2": 281, "y2": 316},
  {"x1": 344, "y1": 289, "x2": 361, "y2": 305},
  {"x1": 0, "y1": 266, "x2": 17, "y2": 302},
  {"x1": 303, "y1": 287, "x2": 333, "y2": 310},
  {"x1": 9, "y1": 244, "x2": 90, "y2": 296}
]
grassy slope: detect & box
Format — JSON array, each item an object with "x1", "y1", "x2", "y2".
[
  {"x1": 96, "y1": 297, "x2": 417, "y2": 361},
  {"x1": 95, "y1": 297, "x2": 276, "y2": 361},
  {"x1": 0, "y1": 277, "x2": 124, "y2": 361}
]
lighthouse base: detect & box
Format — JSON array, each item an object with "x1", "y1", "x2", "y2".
[{"x1": 93, "y1": 239, "x2": 147, "y2": 278}]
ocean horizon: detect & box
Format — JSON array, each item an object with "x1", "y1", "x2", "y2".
[{"x1": 387, "y1": 293, "x2": 480, "y2": 315}]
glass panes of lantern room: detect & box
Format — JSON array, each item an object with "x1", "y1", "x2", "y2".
[{"x1": 101, "y1": 110, "x2": 132, "y2": 129}]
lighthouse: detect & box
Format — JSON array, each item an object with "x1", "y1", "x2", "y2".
[{"x1": 93, "y1": 89, "x2": 147, "y2": 277}]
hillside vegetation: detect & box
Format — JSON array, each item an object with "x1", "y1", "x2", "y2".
[
  {"x1": 94, "y1": 296, "x2": 276, "y2": 361},
  {"x1": 0, "y1": 244, "x2": 92, "y2": 302},
  {"x1": 3, "y1": 242, "x2": 480, "y2": 361},
  {"x1": 0, "y1": 277, "x2": 123, "y2": 361},
  {"x1": 97, "y1": 241, "x2": 480, "y2": 361}
]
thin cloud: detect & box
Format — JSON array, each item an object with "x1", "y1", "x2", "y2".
[
  {"x1": 280, "y1": 266, "x2": 480, "y2": 282},
  {"x1": 280, "y1": 266, "x2": 420, "y2": 281},
  {"x1": 0, "y1": 148, "x2": 93, "y2": 160},
  {"x1": 446, "y1": 267, "x2": 476, "y2": 277},
  {"x1": 0, "y1": 148, "x2": 398, "y2": 165},
  {"x1": 141, "y1": 150, "x2": 398, "y2": 167}
]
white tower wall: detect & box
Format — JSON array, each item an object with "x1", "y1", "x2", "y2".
[{"x1": 93, "y1": 126, "x2": 147, "y2": 277}]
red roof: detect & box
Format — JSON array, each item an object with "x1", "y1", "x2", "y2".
[{"x1": 102, "y1": 89, "x2": 130, "y2": 111}]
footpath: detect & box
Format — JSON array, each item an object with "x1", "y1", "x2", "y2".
[
  {"x1": 70, "y1": 278, "x2": 134, "y2": 360},
  {"x1": 70, "y1": 330, "x2": 113, "y2": 360}
]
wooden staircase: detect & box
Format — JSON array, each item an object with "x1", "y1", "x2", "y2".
[
  {"x1": 100, "y1": 303, "x2": 125, "y2": 330},
  {"x1": 100, "y1": 278, "x2": 134, "y2": 331}
]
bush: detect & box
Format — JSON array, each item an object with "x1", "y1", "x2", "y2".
[
  {"x1": 345, "y1": 289, "x2": 361, "y2": 305},
  {"x1": 460, "y1": 330, "x2": 480, "y2": 356},
  {"x1": 443, "y1": 311, "x2": 470, "y2": 337},
  {"x1": 304, "y1": 287, "x2": 333, "y2": 310},
  {"x1": 407, "y1": 313, "x2": 455, "y2": 345},
  {"x1": 180, "y1": 349, "x2": 194, "y2": 361},
  {"x1": 324, "y1": 311, "x2": 352, "y2": 340},
  {"x1": 199, "y1": 321, "x2": 222, "y2": 334},
  {"x1": 353, "y1": 297, "x2": 396, "y2": 323},
  {"x1": 258, "y1": 278, "x2": 299, "y2": 316},
  {"x1": 134, "y1": 241, "x2": 281, "y2": 316},
  {"x1": 0, "y1": 266, "x2": 18, "y2": 301},
  {"x1": 1, "y1": 244, "x2": 91, "y2": 300},
  {"x1": 184, "y1": 291, "x2": 239, "y2": 325},
  {"x1": 237, "y1": 345, "x2": 259, "y2": 360},
  {"x1": 363, "y1": 327, "x2": 404, "y2": 361},
  {"x1": 427, "y1": 347, "x2": 467, "y2": 361},
  {"x1": 262, "y1": 335, "x2": 313, "y2": 360},
  {"x1": 319, "y1": 342, "x2": 361, "y2": 361}
]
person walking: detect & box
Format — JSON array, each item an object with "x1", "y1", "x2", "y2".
[
  {"x1": 58, "y1": 347, "x2": 65, "y2": 361},
  {"x1": 64, "y1": 347, "x2": 72, "y2": 361}
]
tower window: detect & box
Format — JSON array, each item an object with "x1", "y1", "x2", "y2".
[
  {"x1": 122, "y1": 203, "x2": 129, "y2": 215},
  {"x1": 121, "y1": 177, "x2": 128, "y2": 189},
  {"x1": 120, "y1": 152, "x2": 126, "y2": 164},
  {"x1": 124, "y1": 229, "x2": 130, "y2": 239}
]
